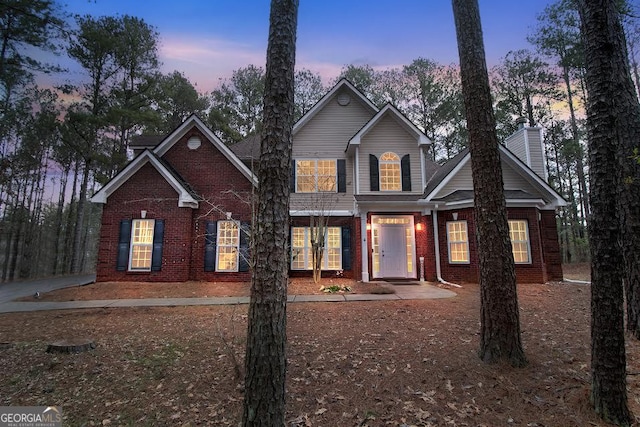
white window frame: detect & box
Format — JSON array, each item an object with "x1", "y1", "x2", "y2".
[
  {"x1": 508, "y1": 219, "x2": 531, "y2": 264},
  {"x1": 216, "y1": 220, "x2": 240, "y2": 272},
  {"x1": 129, "y1": 219, "x2": 155, "y2": 272},
  {"x1": 379, "y1": 152, "x2": 401, "y2": 191},
  {"x1": 446, "y1": 220, "x2": 470, "y2": 264},
  {"x1": 290, "y1": 226, "x2": 342, "y2": 270},
  {"x1": 295, "y1": 159, "x2": 337, "y2": 193}
]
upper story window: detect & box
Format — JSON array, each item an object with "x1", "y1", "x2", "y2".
[
  {"x1": 129, "y1": 219, "x2": 155, "y2": 271},
  {"x1": 296, "y1": 159, "x2": 336, "y2": 192},
  {"x1": 380, "y1": 152, "x2": 401, "y2": 191}
]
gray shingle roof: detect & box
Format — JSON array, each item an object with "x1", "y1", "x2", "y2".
[
  {"x1": 229, "y1": 134, "x2": 261, "y2": 160},
  {"x1": 131, "y1": 134, "x2": 163, "y2": 148},
  {"x1": 423, "y1": 148, "x2": 469, "y2": 197}
]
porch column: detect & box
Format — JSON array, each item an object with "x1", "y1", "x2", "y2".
[{"x1": 360, "y1": 213, "x2": 369, "y2": 282}]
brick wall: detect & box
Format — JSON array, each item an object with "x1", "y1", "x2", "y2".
[
  {"x1": 419, "y1": 214, "x2": 436, "y2": 281},
  {"x1": 539, "y1": 210, "x2": 564, "y2": 281},
  {"x1": 436, "y1": 207, "x2": 560, "y2": 284},
  {"x1": 96, "y1": 129, "x2": 254, "y2": 283},
  {"x1": 508, "y1": 207, "x2": 545, "y2": 284},
  {"x1": 438, "y1": 209, "x2": 479, "y2": 283},
  {"x1": 97, "y1": 163, "x2": 193, "y2": 282}
]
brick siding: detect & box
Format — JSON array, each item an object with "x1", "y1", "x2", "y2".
[{"x1": 96, "y1": 130, "x2": 253, "y2": 282}]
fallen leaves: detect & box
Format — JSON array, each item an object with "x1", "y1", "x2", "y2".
[{"x1": 0, "y1": 282, "x2": 639, "y2": 426}]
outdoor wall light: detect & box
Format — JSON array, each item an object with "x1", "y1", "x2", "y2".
[
  {"x1": 415, "y1": 223, "x2": 423, "y2": 231},
  {"x1": 366, "y1": 223, "x2": 371, "y2": 231}
]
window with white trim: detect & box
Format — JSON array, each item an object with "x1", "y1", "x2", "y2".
[
  {"x1": 380, "y1": 152, "x2": 401, "y2": 191},
  {"x1": 295, "y1": 159, "x2": 336, "y2": 192},
  {"x1": 508, "y1": 220, "x2": 531, "y2": 264},
  {"x1": 217, "y1": 220, "x2": 240, "y2": 271},
  {"x1": 447, "y1": 221, "x2": 470, "y2": 263},
  {"x1": 291, "y1": 226, "x2": 342, "y2": 270},
  {"x1": 129, "y1": 219, "x2": 155, "y2": 271}
]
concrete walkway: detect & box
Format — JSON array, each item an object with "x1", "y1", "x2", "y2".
[{"x1": 0, "y1": 282, "x2": 456, "y2": 314}]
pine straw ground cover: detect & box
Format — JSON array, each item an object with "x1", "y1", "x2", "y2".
[{"x1": 2, "y1": 272, "x2": 640, "y2": 425}]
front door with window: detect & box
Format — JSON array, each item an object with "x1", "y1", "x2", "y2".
[
  {"x1": 380, "y1": 224, "x2": 407, "y2": 277},
  {"x1": 371, "y1": 215, "x2": 416, "y2": 279}
]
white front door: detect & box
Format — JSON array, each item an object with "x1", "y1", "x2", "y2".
[
  {"x1": 380, "y1": 224, "x2": 407, "y2": 277},
  {"x1": 371, "y1": 215, "x2": 416, "y2": 279}
]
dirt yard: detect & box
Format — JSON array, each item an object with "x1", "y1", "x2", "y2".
[{"x1": 3, "y1": 265, "x2": 640, "y2": 426}]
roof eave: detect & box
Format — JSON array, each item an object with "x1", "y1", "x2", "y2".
[
  {"x1": 154, "y1": 114, "x2": 258, "y2": 187},
  {"x1": 90, "y1": 151, "x2": 199, "y2": 209}
]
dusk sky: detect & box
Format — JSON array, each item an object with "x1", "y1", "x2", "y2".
[{"x1": 58, "y1": 0, "x2": 557, "y2": 92}]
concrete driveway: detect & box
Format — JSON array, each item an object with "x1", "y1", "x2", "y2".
[{"x1": 0, "y1": 274, "x2": 96, "y2": 304}]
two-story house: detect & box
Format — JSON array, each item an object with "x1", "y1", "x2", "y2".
[{"x1": 91, "y1": 79, "x2": 565, "y2": 284}]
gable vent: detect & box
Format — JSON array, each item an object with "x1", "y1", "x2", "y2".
[
  {"x1": 337, "y1": 93, "x2": 351, "y2": 106},
  {"x1": 187, "y1": 136, "x2": 202, "y2": 150}
]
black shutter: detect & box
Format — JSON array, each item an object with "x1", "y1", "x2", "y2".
[
  {"x1": 239, "y1": 221, "x2": 250, "y2": 272},
  {"x1": 369, "y1": 154, "x2": 379, "y2": 191},
  {"x1": 337, "y1": 159, "x2": 346, "y2": 193},
  {"x1": 204, "y1": 221, "x2": 217, "y2": 272},
  {"x1": 151, "y1": 219, "x2": 164, "y2": 271},
  {"x1": 341, "y1": 227, "x2": 351, "y2": 271},
  {"x1": 290, "y1": 160, "x2": 296, "y2": 193},
  {"x1": 116, "y1": 219, "x2": 131, "y2": 271},
  {"x1": 401, "y1": 154, "x2": 411, "y2": 191}
]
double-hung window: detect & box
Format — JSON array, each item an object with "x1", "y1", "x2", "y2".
[
  {"x1": 446, "y1": 221, "x2": 469, "y2": 263},
  {"x1": 291, "y1": 226, "x2": 342, "y2": 270},
  {"x1": 129, "y1": 219, "x2": 155, "y2": 271},
  {"x1": 217, "y1": 220, "x2": 240, "y2": 271},
  {"x1": 296, "y1": 159, "x2": 336, "y2": 192},
  {"x1": 508, "y1": 220, "x2": 531, "y2": 264}
]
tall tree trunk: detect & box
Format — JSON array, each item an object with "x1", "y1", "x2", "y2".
[
  {"x1": 1, "y1": 183, "x2": 16, "y2": 282},
  {"x1": 242, "y1": 1, "x2": 298, "y2": 426},
  {"x1": 563, "y1": 66, "x2": 590, "y2": 221},
  {"x1": 19, "y1": 152, "x2": 45, "y2": 279},
  {"x1": 8, "y1": 190, "x2": 27, "y2": 282},
  {"x1": 70, "y1": 159, "x2": 91, "y2": 274},
  {"x1": 63, "y1": 158, "x2": 80, "y2": 273},
  {"x1": 452, "y1": 0, "x2": 527, "y2": 367},
  {"x1": 52, "y1": 163, "x2": 70, "y2": 275},
  {"x1": 2, "y1": 204, "x2": 16, "y2": 282},
  {"x1": 578, "y1": 1, "x2": 632, "y2": 424}
]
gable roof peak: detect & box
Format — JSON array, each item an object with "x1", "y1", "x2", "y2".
[
  {"x1": 346, "y1": 102, "x2": 432, "y2": 152},
  {"x1": 293, "y1": 78, "x2": 378, "y2": 134},
  {"x1": 153, "y1": 114, "x2": 256, "y2": 185}
]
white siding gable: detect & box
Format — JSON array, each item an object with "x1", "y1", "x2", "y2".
[
  {"x1": 358, "y1": 114, "x2": 424, "y2": 194},
  {"x1": 290, "y1": 89, "x2": 374, "y2": 213},
  {"x1": 433, "y1": 158, "x2": 539, "y2": 199}
]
